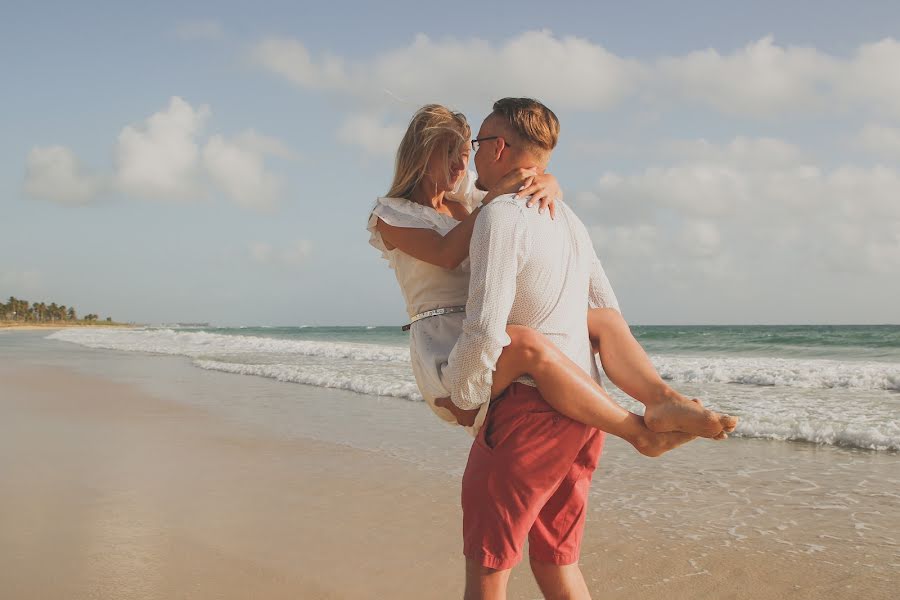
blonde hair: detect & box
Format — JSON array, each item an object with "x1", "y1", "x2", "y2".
[
  {"x1": 490, "y1": 97, "x2": 559, "y2": 160},
  {"x1": 386, "y1": 104, "x2": 471, "y2": 199}
]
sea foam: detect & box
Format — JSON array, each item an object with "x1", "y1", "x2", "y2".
[
  {"x1": 48, "y1": 328, "x2": 409, "y2": 362},
  {"x1": 48, "y1": 328, "x2": 899, "y2": 391},
  {"x1": 45, "y1": 327, "x2": 900, "y2": 452}
]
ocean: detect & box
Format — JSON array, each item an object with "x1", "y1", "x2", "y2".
[{"x1": 46, "y1": 324, "x2": 900, "y2": 452}]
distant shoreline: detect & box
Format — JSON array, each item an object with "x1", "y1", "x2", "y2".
[{"x1": 0, "y1": 321, "x2": 140, "y2": 331}]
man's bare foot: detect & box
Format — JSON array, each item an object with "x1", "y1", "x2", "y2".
[
  {"x1": 644, "y1": 392, "x2": 738, "y2": 438},
  {"x1": 632, "y1": 428, "x2": 697, "y2": 457}
]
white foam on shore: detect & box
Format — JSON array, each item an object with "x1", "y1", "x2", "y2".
[
  {"x1": 48, "y1": 328, "x2": 900, "y2": 392},
  {"x1": 193, "y1": 359, "x2": 423, "y2": 403},
  {"x1": 733, "y1": 417, "x2": 900, "y2": 452},
  {"x1": 45, "y1": 327, "x2": 900, "y2": 452},
  {"x1": 195, "y1": 357, "x2": 900, "y2": 451},
  {"x1": 48, "y1": 327, "x2": 409, "y2": 362},
  {"x1": 654, "y1": 355, "x2": 900, "y2": 391}
]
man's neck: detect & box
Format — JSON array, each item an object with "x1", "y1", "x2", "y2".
[{"x1": 487, "y1": 163, "x2": 545, "y2": 195}]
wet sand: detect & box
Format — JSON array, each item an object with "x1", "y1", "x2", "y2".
[{"x1": 0, "y1": 355, "x2": 897, "y2": 599}]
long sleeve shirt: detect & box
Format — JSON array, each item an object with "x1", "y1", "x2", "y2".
[{"x1": 445, "y1": 195, "x2": 620, "y2": 411}]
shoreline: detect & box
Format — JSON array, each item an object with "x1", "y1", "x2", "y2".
[{"x1": 0, "y1": 322, "x2": 139, "y2": 330}]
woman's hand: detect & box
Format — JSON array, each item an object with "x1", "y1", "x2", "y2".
[
  {"x1": 516, "y1": 172, "x2": 561, "y2": 219},
  {"x1": 482, "y1": 167, "x2": 536, "y2": 206},
  {"x1": 435, "y1": 397, "x2": 479, "y2": 427},
  {"x1": 482, "y1": 168, "x2": 560, "y2": 219}
]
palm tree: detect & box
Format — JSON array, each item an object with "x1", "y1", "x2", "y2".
[{"x1": 67, "y1": 307, "x2": 76, "y2": 321}]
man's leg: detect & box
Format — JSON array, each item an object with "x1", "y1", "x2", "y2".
[
  {"x1": 530, "y1": 559, "x2": 591, "y2": 600},
  {"x1": 461, "y1": 384, "x2": 595, "y2": 597},
  {"x1": 464, "y1": 560, "x2": 511, "y2": 600},
  {"x1": 527, "y1": 427, "x2": 604, "y2": 599}
]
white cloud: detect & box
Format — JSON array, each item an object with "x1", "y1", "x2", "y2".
[
  {"x1": 251, "y1": 30, "x2": 641, "y2": 111},
  {"x1": 251, "y1": 38, "x2": 351, "y2": 92},
  {"x1": 856, "y1": 124, "x2": 900, "y2": 160},
  {"x1": 203, "y1": 132, "x2": 285, "y2": 211},
  {"x1": 253, "y1": 33, "x2": 900, "y2": 120},
  {"x1": 591, "y1": 223, "x2": 660, "y2": 261},
  {"x1": 657, "y1": 36, "x2": 837, "y2": 117},
  {"x1": 174, "y1": 19, "x2": 224, "y2": 41},
  {"x1": 23, "y1": 98, "x2": 294, "y2": 211},
  {"x1": 24, "y1": 146, "x2": 104, "y2": 205},
  {"x1": 840, "y1": 39, "x2": 900, "y2": 118},
  {"x1": 659, "y1": 136, "x2": 805, "y2": 168},
  {"x1": 576, "y1": 137, "x2": 900, "y2": 278},
  {"x1": 336, "y1": 114, "x2": 406, "y2": 157},
  {"x1": 677, "y1": 220, "x2": 722, "y2": 258},
  {"x1": 231, "y1": 130, "x2": 301, "y2": 160},
  {"x1": 114, "y1": 96, "x2": 210, "y2": 200},
  {"x1": 595, "y1": 165, "x2": 749, "y2": 218},
  {"x1": 248, "y1": 240, "x2": 313, "y2": 267}
]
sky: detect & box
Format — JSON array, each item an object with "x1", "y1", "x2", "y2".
[{"x1": 2, "y1": 0, "x2": 899, "y2": 326}]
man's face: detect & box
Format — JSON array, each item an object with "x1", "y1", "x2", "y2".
[{"x1": 473, "y1": 117, "x2": 507, "y2": 191}]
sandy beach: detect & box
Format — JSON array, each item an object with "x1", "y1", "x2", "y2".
[{"x1": 1, "y1": 331, "x2": 897, "y2": 599}]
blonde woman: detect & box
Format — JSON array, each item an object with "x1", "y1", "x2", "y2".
[{"x1": 367, "y1": 104, "x2": 735, "y2": 455}]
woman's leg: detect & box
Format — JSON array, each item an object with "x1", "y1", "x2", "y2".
[
  {"x1": 586, "y1": 308, "x2": 737, "y2": 437},
  {"x1": 486, "y1": 326, "x2": 696, "y2": 457}
]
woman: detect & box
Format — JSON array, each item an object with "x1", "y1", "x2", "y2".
[{"x1": 367, "y1": 104, "x2": 735, "y2": 456}]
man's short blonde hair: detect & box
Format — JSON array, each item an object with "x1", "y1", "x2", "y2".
[{"x1": 490, "y1": 98, "x2": 560, "y2": 159}]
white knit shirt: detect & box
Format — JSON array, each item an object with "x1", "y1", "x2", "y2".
[{"x1": 445, "y1": 195, "x2": 620, "y2": 410}]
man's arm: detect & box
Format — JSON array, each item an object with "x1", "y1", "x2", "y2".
[
  {"x1": 588, "y1": 252, "x2": 620, "y2": 311},
  {"x1": 582, "y1": 218, "x2": 620, "y2": 312},
  {"x1": 446, "y1": 200, "x2": 525, "y2": 410}
]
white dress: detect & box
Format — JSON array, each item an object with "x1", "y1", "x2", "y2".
[{"x1": 367, "y1": 171, "x2": 488, "y2": 429}]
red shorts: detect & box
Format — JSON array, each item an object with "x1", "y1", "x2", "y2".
[{"x1": 461, "y1": 383, "x2": 605, "y2": 570}]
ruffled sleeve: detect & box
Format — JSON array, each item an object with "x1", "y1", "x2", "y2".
[
  {"x1": 367, "y1": 197, "x2": 459, "y2": 264},
  {"x1": 446, "y1": 170, "x2": 487, "y2": 212}
]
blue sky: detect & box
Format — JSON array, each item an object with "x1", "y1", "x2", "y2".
[{"x1": 2, "y1": 1, "x2": 899, "y2": 325}]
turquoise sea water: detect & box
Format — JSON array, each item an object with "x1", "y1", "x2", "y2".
[{"x1": 208, "y1": 324, "x2": 900, "y2": 361}]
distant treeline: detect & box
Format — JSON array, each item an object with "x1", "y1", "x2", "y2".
[{"x1": 2, "y1": 296, "x2": 109, "y2": 323}]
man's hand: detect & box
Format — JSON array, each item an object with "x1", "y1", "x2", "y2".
[{"x1": 435, "y1": 397, "x2": 480, "y2": 427}]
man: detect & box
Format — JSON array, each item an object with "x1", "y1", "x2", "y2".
[{"x1": 445, "y1": 98, "x2": 616, "y2": 600}]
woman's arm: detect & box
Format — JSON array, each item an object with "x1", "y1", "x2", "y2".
[
  {"x1": 375, "y1": 170, "x2": 563, "y2": 270},
  {"x1": 375, "y1": 207, "x2": 482, "y2": 270}
]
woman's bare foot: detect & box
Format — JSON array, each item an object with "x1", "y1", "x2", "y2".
[
  {"x1": 434, "y1": 397, "x2": 479, "y2": 427},
  {"x1": 631, "y1": 427, "x2": 697, "y2": 457},
  {"x1": 643, "y1": 391, "x2": 738, "y2": 438}
]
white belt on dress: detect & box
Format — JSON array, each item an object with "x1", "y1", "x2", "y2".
[{"x1": 401, "y1": 305, "x2": 466, "y2": 331}]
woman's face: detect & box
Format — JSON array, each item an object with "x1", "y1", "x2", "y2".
[{"x1": 426, "y1": 141, "x2": 470, "y2": 192}]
